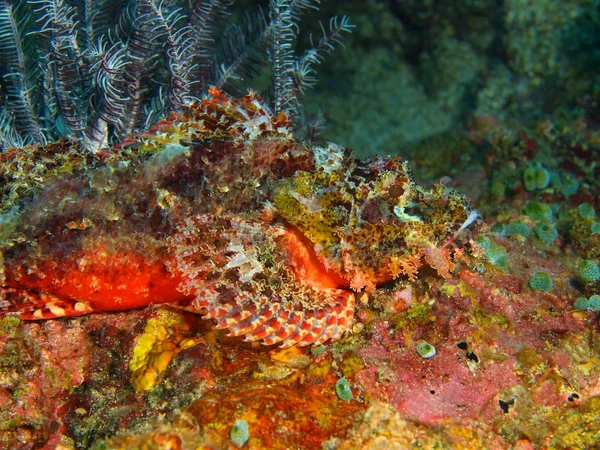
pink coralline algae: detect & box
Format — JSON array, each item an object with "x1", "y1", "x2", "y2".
[{"x1": 348, "y1": 230, "x2": 600, "y2": 447}]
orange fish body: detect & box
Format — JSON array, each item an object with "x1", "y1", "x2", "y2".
[{"x1": 0, "y1": 88, "x2": 476, "y2": 347}]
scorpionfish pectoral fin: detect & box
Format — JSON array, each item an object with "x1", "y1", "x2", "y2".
[{"x1": 167, "y1": 214, "x2": 356, "y2": 347}]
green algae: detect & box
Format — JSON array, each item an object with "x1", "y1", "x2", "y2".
[
  {"x1": 554, "y1": 171, "x2": 580, "y2": 197},
  {"x1": 416, "y1": 341, "x2": 436, "y2": 359},
  {"x1": 523, "y1": 162, "x2": 551, "y2": 191},
  {"x1": 506, "y1": 221, "x2": 531, "y2": 238},
  {"x1": 528, "y1": 272, "x2": 553, "y2": 292},
  {"x1": 477, "y1": 236, "x2": 508, "y2": 269},
  {"x1": 525, "y1": 201, "x2": 553, "y2": 222},
  {"x1": 578, "y1": 203, "x2": 596, "y2": 219},
  {"x1": 574, "y1": 295, "x2": 600, "y2": 312},
  {"x1": 578, "y1": 260, "x2": 600, "y2": 283},
  {"x1": 230, "y1": 419, "x2": 249, "y2": 448},
  {"x1": 534, "y1": 223, "x2": 558, "y2": 243},
  {"x1": 335, "y1": 377, "x2": 353, "y2": 402}
]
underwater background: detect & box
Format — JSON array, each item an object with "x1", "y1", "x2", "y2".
[{"x1": 1, "y1": 0, "x2": 600, "y2": 448}]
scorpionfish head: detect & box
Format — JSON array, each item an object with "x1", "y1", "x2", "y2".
[{"x1": 272, "y1": 143, "x2": 478, "y2": 291}]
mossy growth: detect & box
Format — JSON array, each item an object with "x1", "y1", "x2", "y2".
[
  {"x1": 406, "y1": 303, "x2": 433, "y2": 321},
  {"x1": 553, "y1": 171, "x2": 579, "y2": 198},
  {"x1": 309, "y1": 344, "x2": 326, "y2": 357},
  {"x1": 568, "y1": 206, "x2": 600, "y2": 259},
  {"x1": 393, "y1": 302, "x2": 435, "y2": 332},
  {"x1": 525, "y1": 201, "x2": 553, "y2": 222},
  {"x1": 341, "y1": 353, "x2": 366, "y2": 378},
  {"x1": 523, "y1": 162, "x2": 551, "y2": 191},
  {"x1": 534, "y1": 223, "x2": 558, "y2": 243},
  {"x1": 578, "y1": 260, "x2": 600, "y2": 283},
  {"x1": 307, "y1": 358, "x2": 332, "y2": 378},
  {"x1": 0, "y1": 141, "x2": 95, "y2": 215},
  {"x1": 491, "y1": 223, "x2": 506, "y2": 236},
  {"x1": 506, "y1": 221, "x2": 531, "y2": 238},
  {"x1": 529, "y1": 272, "x2": 553, "y2": 292},
  {"x1": 0, "y1": 316, "x2": 21, "y2": 335}
]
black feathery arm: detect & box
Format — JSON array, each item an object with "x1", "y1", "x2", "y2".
[{"x1": 0, "y1": 1, "x2": 45, "y2": 145}]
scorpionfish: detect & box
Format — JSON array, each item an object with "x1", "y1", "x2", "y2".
[{"x1": 0, "y1": 88, "x2": 478, "y2": 347}]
